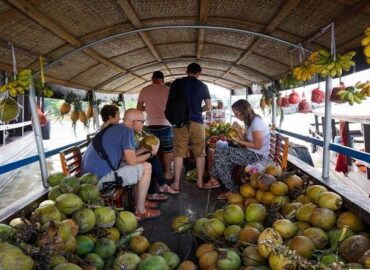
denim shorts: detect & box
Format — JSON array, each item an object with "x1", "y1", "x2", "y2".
[{"x1": 147, "y1": 125, "x2": 173, "y2": 153}]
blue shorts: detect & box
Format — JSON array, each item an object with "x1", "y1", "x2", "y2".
[{"x1": 147, "y1": 126, "x2": 173, "y2": 153}]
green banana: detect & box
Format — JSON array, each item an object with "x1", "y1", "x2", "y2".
[
  {"x1": 318, "y1": 49, "x2": 331, "y2": 58},
  {"x1": 353, "y1": 95, "x2": 362, "y2": 104}
]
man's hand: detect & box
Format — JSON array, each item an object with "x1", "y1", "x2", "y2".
[{"x1": 151, "y1": 141, "x2": 160, "y2": 155}]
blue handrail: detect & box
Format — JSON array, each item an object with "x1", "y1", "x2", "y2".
[
  {"x1": 0, "y1": 139, "x2": 85, "y2": 174},
  {"x1": 276, "y1": 128, "x2": 370, "y2": 164}
]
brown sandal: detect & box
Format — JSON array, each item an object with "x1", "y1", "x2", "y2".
[
  {"x1": 147, "y1": 193, "x2": 169, "y2": 202},
  {"x1": 204, "y1": 179, "x2": 221, "y2": 189},
  {"x1": 144, "y1": 200, "x2": 159, "y2": 209},
  {"x1": 135, "y1": 209, "x2": 161, "y2": 221}
]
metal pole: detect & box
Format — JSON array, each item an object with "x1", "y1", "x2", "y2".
[
  {"x1": 28, "y1": 82, "x2": 48, "y2": 188},
  {"x1": 92, "y1": 90, "x2": 100, "y2": 129},
  {"x1": 121, "y1": 94, "x2": 126, "y2": 113},
  {"x1": 271, "y1": 93, "x2": 277, "y2": 129},
  {"x1": 322, "y1": 23, "x2": 336, "y2": 180}
]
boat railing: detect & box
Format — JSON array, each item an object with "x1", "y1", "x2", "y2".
[
  {"x1": 0, "y1": 139, "x2": 86, "y2": 174},
  {"x1": 0, "y1": 121, "x2": 32, "y2": 145},
  {"x1": 276, "y1": 128, "x2": 370, "y2": 165}
]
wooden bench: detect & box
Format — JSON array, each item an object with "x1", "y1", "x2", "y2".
[{"x1": 59, "y1": 135, "x2": 132, "y2": 209}]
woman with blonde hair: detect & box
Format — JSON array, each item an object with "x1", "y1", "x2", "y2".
[{"x1": 204, "y1": 99, "x2": 271, "y2": 199}]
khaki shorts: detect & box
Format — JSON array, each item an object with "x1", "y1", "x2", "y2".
[
  {"x1": 173, "y1": 121, "x2": 206, "y2": 158},
  {"x1": 98, "y1": 163, "x2": 143, "y2": 190}
]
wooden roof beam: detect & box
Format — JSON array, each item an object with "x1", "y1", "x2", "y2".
[
  {"x1": 293, "y1": 0, "x2": 370, "y2": 50},
  {"x1": 116, "y1": 0, "x2": 174, "y2": 80},
  {"x1": 5, "y1": 0, "x2": 146, "y2": 79},
  {"x1": 197, "y1": 0, "x2": 209, "y2": 59},
  {"x1": 216, "y1": 0, "x2": 301, "y2": 84},
  {"x1": 0, "y1": 61, "x2": 92, "y2": 91}
]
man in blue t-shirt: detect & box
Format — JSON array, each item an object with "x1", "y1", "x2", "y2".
[
  {"x1": 170, "y1": 63, "x2": 212, "y2": 191},
  {"x1": 82, "y1": 105, "x2": 160, "y2": 220}
]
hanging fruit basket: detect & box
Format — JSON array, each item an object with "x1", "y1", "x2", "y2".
[
  {"x1": 298, "y1": 93, "x2": 312, "y2": 113},
  {"x1": 330, "y1": 83, "x2": 346, "y2": 104},
  {"x1": 288, "y1": 90, "x2": 301, "y2": 105},
  {"x1": 311, "y1": 88, "x2": 325, "y2": 104},
  {"x1": 280, "y1": 96, "x2": 290, "y2": 108}
]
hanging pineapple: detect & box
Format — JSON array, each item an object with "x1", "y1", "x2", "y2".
[
  {"x1": 60, "y1": 91, "x2": 76, "y2": 117},
  {"x1": 110, "y1": 97, "x2": 122, "y2": 107},
  {"x1": 86, "y1": 95, "x2": 94, "y2": 119},
  {"x1": 70, "y1": 99, "x2": 81, "y2": 133},
  {"x1": 79, "y1": 108, "x2": 88, "y2": 128}
]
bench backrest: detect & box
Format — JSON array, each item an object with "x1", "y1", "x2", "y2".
[
  {"x1": 59, "y1": 145, "x2": 82, "y2": 176},
  {"x1": 269, "y1": 131, "x2": 289, "y2": 170}
]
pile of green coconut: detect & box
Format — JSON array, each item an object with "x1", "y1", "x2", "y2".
[{"x1": 0, "y1": 172, "x2": 192, "y2": 270}]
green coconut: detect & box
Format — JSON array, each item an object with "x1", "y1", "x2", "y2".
[
  {"x1": 148, "y1": 242, "x2": 170, "y2": 256},
  {"x1": 76, "y1": 235, "x2": 95, "y2": 256},
  {"x1": 94, "y1": 237, "x2": 116, "y2": 259},
  {"x1": 0, "y1": 98, "x2": 19, "y2": 122},
  {"x1": 0, "y1": 242, "x2": 34, "y2": 270},
  {"x1": 59, "y1": 176, "x2": 81, "y2": 193},
  {"x1": 79, "y1": 172, "x2": 98, "y2": 185},
  {"x1": 115, "y1": 211, "x2": 138, "y2": 233},
  {"x1": 217, "y1": 249, "x2": 241, "y2": 270},
  {"x1": 47, "y1": 172, "x2": 66, "y2": 187},
  {"x1": 48, "y1": 185, "x2": 63, "y2": 200},
  {"x1": 55, "y1": 193, "x2": 84, "y2": 215},
  {"x1": 113, "y1": 252, "x2": 141, "y2": 270},
  {"x1": 49, "y1": 255, "x2": 68, "y2": 269},
  {"x1": 72, "y1": 208, "x2": 96, "y2": 234},
  {"x1": 138, "y1": 255, "x2": 168, "y2": 270},
  {"x1": 193, "y1": 218, "x2": 209, "y2": 234},
  {"x1": 94, "y1": 207, "x2": 116, "y2": 228},
  {"x1": 78, "y1": 184, "x2": 100, "y2": 203},
  {"x1": 53, "y1": 263, "x2": 83, "y2": 270},
  {"x1": 0, "y1": 223, "x2": 15, "y2": 240},
  {"x1": 141, "y1": 135, "x2": 159, "y2": 149},
  {"x1": 85, "y1": 253, "x2": 104, "y2": 270},
  {"x1": 31, "y1": 203, "x2": 62, "y2": 225},
  {"x1": 163, "y1": 251, "x2": 180, "y2": 269},
  {"x1": 223, "y1": 204, "x2": 244, "y2": 225}
]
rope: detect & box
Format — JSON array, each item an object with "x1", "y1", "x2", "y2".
[{"x1": 10, "y1": 43, "x2": 17, "y2": 79}]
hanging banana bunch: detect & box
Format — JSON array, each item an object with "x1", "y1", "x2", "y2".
[
  {"x1": 361, "y1": 27, "x2": 370, "y2": 65},
  {"x1": 281, "y1": 73, "x2": 301, "y2": 90},
  {"x1": 355, "y1": 81, "x2": 370, "y2": 98},
  {"x1": 0, "y1": 69, "x2": 33, "y2": 97},
  {"x1": 336, "y1": 86, "x2": 366, "y2": 105},
  {"x1": 34, "y1": 57, "x2": 53, "y2": 98},
  {"x1": 292, "y1": 60, "x2": 318, "y2": 82},
  {"x1": 311, "y1": 49, "x2": 356, "y2": 78}
]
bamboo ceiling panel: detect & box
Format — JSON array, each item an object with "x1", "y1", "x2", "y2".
[
  {"x1": 208, "y1": 0, "x2": 281, "y2": 25},
  {"x1": 101, "y1": 73, "x2": 136, "y2": 91},
  {"x1": 166, "y1": 60, "x2": 194, "y2": 69},
  {"x1": 253, "y1": 39, "x2": 292, "y2": 67},
  {"x1": 111, "y1": 48, "x2": 156, "y2": 69},
  {"x1": 130, "y1": 0, "x2": 199, "y2": 20},
  {"x1": 239, "y1": 53, "x2": 288, "y2": 77},
  {"x1": 157, "y1": 44, "x2": 196, "y2": 60},
  {"x1": 44, "y1": 52, "x2": 98, "y2": 81},
  {"x1": 195, "y1": 59, "x2": 231, "y2": 71},
  {"x1": 79, "y1": 23, "x2": 134, "y2": 44},
  {"x1": 170, "y1": 68, "x2": 187, "y2": 76},
  {"x1": 202, "y1": 44, "x2": 244, "y2": 62},
  {"x1": 70, "y1": 64, "x2": 121, "y2": 88},
  {"x1": 201, "y1": 74, "x2": 239, "y2": 88},
  {"x1": 0, "y1": 12, "x2": 65, "y2": 55},
  {"x1": 36, "y1": 0, "x2": 129, "y2": 38},
  {"x1": 201, "y1": 68, "x2": 226, "y2": 78},
  {"x1": 0, "y1": 47, "x2": 35, "y2": 68},
  {"x1": 278, "y1": 0, "x2": 346, "y2": 38},
  {"x1": 0, "y1": 1, "x2": 11, "y2": 13},
  {"x1": 230, "y1": 67, "x2": 269, "y2": 84},
  {"x1": 93, "y1": 34, "x2": 146, "y2": 58},
  {"x1": 205, "y1": 30, "x2": 255, "y2": 51},
  {"x1": 132, "y1": 63, "x2": 167, "y2": 76},
  {"x1": 148, "y1": 29, "x2": 197, "y2": 44},
  {"x1": 223, "y1": 73, "x2": 252, "y2": 86},
  {"x1": 142, "y1": 18, "x2": 198, "y2": 28},
  {"x1": 117, "y1": 78, "x2": 145, "y2": 92},
  {"x1": 207, "y1": 17, "x2": 265, "y2": 34},
  {"x1": 43, "y1": 44, "x2": 76, "y2": 64}
]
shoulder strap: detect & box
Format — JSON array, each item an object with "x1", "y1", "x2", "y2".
[{"x1": 92, "y1": 124, "x2": 119, "y2": 171}]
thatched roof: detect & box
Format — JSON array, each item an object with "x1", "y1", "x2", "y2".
[{"x1": 0, "y1": 0, "x2": 369, "y2": 93}]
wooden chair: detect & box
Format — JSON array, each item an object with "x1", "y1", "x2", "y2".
[
  {"x1": 59, "y1": 146, "x2": 82, "y2": 176},
  {"x1": 269, "y1": 131, "x2": 289, "y2": 170}
]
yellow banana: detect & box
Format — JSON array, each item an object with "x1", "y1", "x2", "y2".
[
  {"x1": 362, "y1": 36, "x2": 370, "y2": 47},
  {"x1": 326, "y1": 62, "x2": 336, "y2": 70},
  {"x1": 18, "y1": 69, "x2": 32, "y2": 76},
  {"x1": 364, "y1": 45, "x2": 370, "y2": 58},
  {"x1": 9, "y1": 88, "x2": 17, "y2": 97},
  {"x1": 329, "y1": 68, "x2": 337, "y2": 78},
  {"x1": 0, "y1": 84, "x2": 8, "y2": 92},
  {"x1": 318, "y1": 49, "x2": 331, "y2": 58},
  {"x1": 353, "y1": 95, "x2": 362, "y2": 104},
  {"x1": 365, "y1": 27, "x2": 370, "y2": 37}
]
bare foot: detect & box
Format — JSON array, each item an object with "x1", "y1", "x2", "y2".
[
  {"x1": 164, "y1": 172, "x2": 174, "y2": 180},
  {"x1": 170, "y1": 183, "x2": 180, "y2": 191}
]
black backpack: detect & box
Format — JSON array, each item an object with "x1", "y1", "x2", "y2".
[{"x1": 165, "y1": 78, "x2": 190, "y2": 128}]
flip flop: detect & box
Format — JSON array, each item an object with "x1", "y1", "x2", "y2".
[
  {"x1": 159, "y1": 185, "x2": 179, "y2": 195},
  {"x1": 203, "y1": 179, "x2": 221, "y2": 189},
  {"x1": 147, "y1": 193, "x2": 169, "y2": 202},
  {"x1": 217, "y1": 191, "x2": 232, "y2": 200},
  {"x1": 169, "y1": 183, "x2": 180, "y2": 192},
  {"x1": 135, "y1": 209, "x2": 161, "y2": 221},
  {"x1": 144, "y1": 200, "x2": 159, "y2": 209}
]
